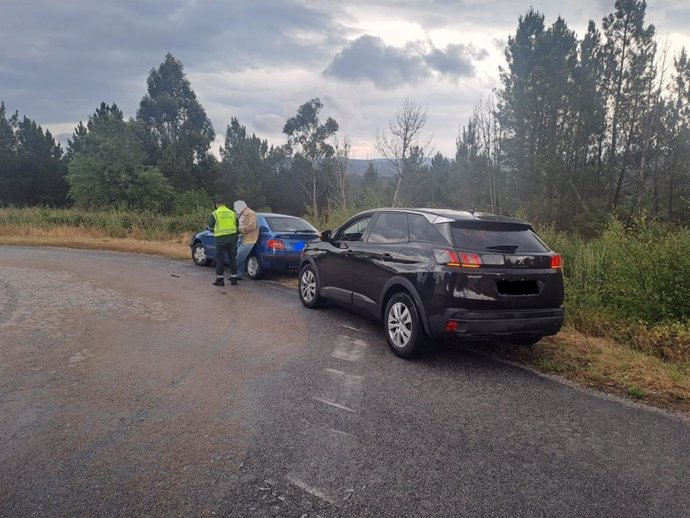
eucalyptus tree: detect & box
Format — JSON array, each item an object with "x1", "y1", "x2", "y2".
[{"x1": 283, "y1": 97, "x2": 339, "y2": 218}]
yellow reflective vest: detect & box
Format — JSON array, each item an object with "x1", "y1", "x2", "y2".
[{"x1": 212, "y1": 205, "x2": 237, "y2": 236}]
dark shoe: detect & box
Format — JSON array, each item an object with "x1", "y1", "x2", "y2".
[
  {"x1": 212, "y1": 278, "x2": 224, "y2": 286},
  {"x1": 229, "y1": 276, "x2": 237, "y2": 286}
]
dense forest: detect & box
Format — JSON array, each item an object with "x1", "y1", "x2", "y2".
[{"x1": 0, "y1": 0, "x2": 688, "y2": 233}]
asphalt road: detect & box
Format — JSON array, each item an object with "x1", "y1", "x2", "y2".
[{"x1": 1, "y1": 246, "x2": 688, "y2": 518}]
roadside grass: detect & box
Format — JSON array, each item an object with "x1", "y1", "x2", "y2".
[
  {"x1": 494, "y1": 330, "x2": 690, "y2": 414},
  {"x1": 0, "y1": 225, "x2": 191, "y2": 260}
]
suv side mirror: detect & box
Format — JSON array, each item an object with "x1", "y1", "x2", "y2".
[{"x1": 320, "y1": 230, "x2": 332, "y2": 241}]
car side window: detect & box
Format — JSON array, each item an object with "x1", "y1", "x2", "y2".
[
  {"x1": 367, "y1": 213, "x2": 408, "y2": 244},
  {"x1": 408, "y1": 214, "x2": 447, "y2": 244},
  {"x1": 337, "y1": 216, "x2": 373, "y2": 242}
]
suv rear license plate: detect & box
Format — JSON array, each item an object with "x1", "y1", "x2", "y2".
[{"x1": 496, "y1": 280, "x2": 539, "y2": 295}]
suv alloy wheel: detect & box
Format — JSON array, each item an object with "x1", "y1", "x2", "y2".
[
  {"x1": 385, "y1": 292, "x2": 424, "y2": 358},
  {"x1": 299, "y1": 264, "x2": 325, "y2": 308}
]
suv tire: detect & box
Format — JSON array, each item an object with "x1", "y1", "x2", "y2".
[
  {"x1": 385, "y1": 292, "x2": 424, "y2": 358},
  {"x1": 299, "y1": 264, "x2": 326, "y2": 308}
]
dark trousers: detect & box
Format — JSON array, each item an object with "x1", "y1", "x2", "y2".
[{"x1": 215, "y1": 235, "x2": 238, "y2": 277}]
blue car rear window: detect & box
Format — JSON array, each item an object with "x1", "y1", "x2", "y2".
[{"x1": 266, "y1": 217, "x2": 317, "y2": 232}]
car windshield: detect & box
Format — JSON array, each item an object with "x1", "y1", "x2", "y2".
[
  {"x1": 441, "y1": 221, "x2": 549, "y2": 252},
  {"x1": 265, "y1": 216, "x2": 317, "y2": 233}
]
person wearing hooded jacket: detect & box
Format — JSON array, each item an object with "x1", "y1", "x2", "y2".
[{"x1": 234, "y1": 200, "x2": 258, "y2": 280}]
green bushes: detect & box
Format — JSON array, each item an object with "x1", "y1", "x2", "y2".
[{"x1": 538, "y1": 216, "x2": 690, "y2": 362}]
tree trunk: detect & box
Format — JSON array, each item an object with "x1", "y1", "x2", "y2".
[
  {"x1": 607, "y1": 23, "x2": 630, "y2": 205},
  {"x1": 392, "y1": 174, "x2": 402, "y2": 207},
  {"x1": 312, "y1": 160, "x2": 318, "y2": 218}
]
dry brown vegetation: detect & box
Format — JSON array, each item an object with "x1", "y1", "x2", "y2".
[
  {"x1": 0, "y1": 225, "x2": 190, "y2": 260},
  {"x1": 495, "y1": 331, "x2": 690, "y2": 414}
]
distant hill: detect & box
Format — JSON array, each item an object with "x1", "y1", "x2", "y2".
[{"x1": 346, "y1": 158, "x2": 395, "y2": 176}]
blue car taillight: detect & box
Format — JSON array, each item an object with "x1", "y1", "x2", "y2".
[{"x1": 268, "y1": 239, "x2": 286, "y2": 252}]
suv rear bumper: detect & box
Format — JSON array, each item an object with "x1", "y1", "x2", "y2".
[{"x1": 427, "y1": 308, "x2": 564, "y2": 338}]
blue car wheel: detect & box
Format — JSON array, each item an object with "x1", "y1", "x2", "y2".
[
  {"x1": 192, "y1": 242, "x2": 211, "y2": 266},
  {"x1": 246, "y1": 254, "x2": 263, "y2": 280}
]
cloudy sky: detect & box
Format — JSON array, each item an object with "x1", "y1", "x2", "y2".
[{"x1": 2, "y1": 0, "x2": 689, "y2": 158}]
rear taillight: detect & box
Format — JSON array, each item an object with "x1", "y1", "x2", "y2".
[
  {"x1": 268, "y1": 239, "x2": 285, "y2": 252},
  {"x1": 434, "y1": 249, "x2": 482, "y2": 268},
  {"x1": 550, "y1": 254, "x2": 563, "y2": 269},
  {"x1": 445, "y1": 320, "x2": 459, "y2": 332}
]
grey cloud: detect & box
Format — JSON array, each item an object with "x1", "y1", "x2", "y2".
[
  {"x1": 660, "y1": 6, "x2": 690, "y2": 33},
  {"x1": 250, "y1": 113, "x2": 286, "y2": 135},
  {"x1": 324, "y1": 36, "x2": 482, "y2": 88},
  {"x1": 425, "y1": 44, "x2": 483, "y2": 76},
  {"x1": 0, "y1": 0, "x2": 347, "y2": 125},
  {"x1": 323, "y1": 35, "x2": 428, "y2": 88}
]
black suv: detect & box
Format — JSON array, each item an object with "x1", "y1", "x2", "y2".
[{"x1": 298, "y1": 208, "x2": 564, "y2": 358}]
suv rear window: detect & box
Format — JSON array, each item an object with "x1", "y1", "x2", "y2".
[
  {"x1": 441, "y1": 221, "x2": 549, "y2": 252},
  {"x1": 408, "y1": 214, "x2": 448, "y2": 244}
]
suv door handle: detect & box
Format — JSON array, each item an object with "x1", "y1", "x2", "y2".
[{"x1": 381, "y1": 253, "x2": 393, "y2": 261}]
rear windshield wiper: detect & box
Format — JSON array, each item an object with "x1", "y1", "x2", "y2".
[{"x1": 485, "y1": 244, "x2": 519, "y2": 252}]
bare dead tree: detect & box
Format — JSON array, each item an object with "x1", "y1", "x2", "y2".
[
  {"x1": 331, "y1": 136, "x2": 351, "y2": 209},
  {"x1": 376, "y1": 99, "x2": 433, "y2": 206}
]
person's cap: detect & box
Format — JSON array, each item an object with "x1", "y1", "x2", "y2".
[{"x1": 214, "y1": 195, "x2": 224, "y2": 205}]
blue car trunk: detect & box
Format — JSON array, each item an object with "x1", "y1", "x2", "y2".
[{"x1": 271, "y1": 232, "x2": 317, "y2": 253}]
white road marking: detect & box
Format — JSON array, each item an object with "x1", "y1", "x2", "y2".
[
  {"x1": 341, "y1": 324, "x2": 366, "y2": 333},
  {"x1": 285, "y1": 474, "x2": 338, "y2": 504},
  {"x1": 285, "y1": 336, "x2": 369, "y2": 505},
  {"x1": 326, "y1": 427, "x2": 356, "y2": 438},
  {"x1": 332, "y1": 336, "x2": 367, "y2": 362},
  {"x1": 313, "y1": 397, "x2": 355, "y2": 413}
]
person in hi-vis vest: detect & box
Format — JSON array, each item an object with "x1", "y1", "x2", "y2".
[{"x1": 208, "y1": 196, "x2": 239, "y2": 286}]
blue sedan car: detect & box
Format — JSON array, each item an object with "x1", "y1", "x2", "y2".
[{"x1": 190, "y1": 212, "x2": 319, "y2": 279}]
